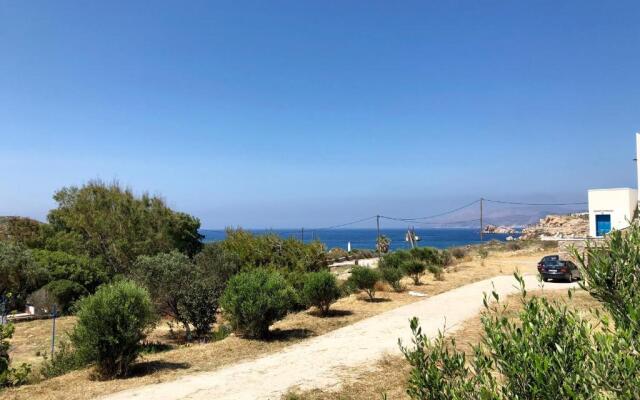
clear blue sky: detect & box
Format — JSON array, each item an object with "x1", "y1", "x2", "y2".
[{"x1": 1, "y1": 1, "x2": 638, "y2": 228}]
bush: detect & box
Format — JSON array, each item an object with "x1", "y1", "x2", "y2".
[
  {"x1": 348, "y1": 266, "x2": 380, "y2": 300},
  {"x1": 427, "y1": 264, "x2": 444, "y2": 281},
  {"x1": 450, "y1": 247, "x2": 466, "y2": 259},
  {"x1": 0, "y1": 323, "x2": 31, "y2": 387},
  {"x1": 577, "y1": 224, "x2": 640, "y2": 335},
  {"x1": 71, "y1": 280, "x2": 157, "y2": 378},
  {"x1": 402, "y1": 260, "x2": 426, "y2": 285},
  {"x1": 478, "y1": 248, "x2": 489, "y2": 260},
  {"x1": 220, "y1": 269, "x2": 295, "y2": 339},
  {"x1": 380, "y1": 266, "x2": 404, "y2": 292},
  {"x1": 301, "y1": 271, "x2": 341, "y2": 316},
  {"x1": 380, "y1": 250, "x2": 412, "y2": 270},
  {"x1": 40, "y1": 340, "x2": 86, "y2": 379}
]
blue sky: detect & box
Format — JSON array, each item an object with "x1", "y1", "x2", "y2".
[{"x1": 1, "y1": 1, "x2": 639, "y2": 228}]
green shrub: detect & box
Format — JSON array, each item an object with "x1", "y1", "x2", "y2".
[
  {"x1": 175, "y1": 278, "x2": 222, "y2": 340},
  {"x1": 221, "y1": 229, "x2": 327, "y2": 273},
  {"x1": 0, "y1": 323, "x2": 31, "y2": 387},
  {"x1": 71, "y1": 280, "x2": 157, "y2": 378},
  {"x1": 40, "y1": 340, "x2": 86, "y2": 379},
  {"x1": 301, "y1": 271, "x2": 341, "y2": 316},
  {"x1": 427, "y1": 264, "x2": 444, "y2": 281},
  {"x1": 348, "y1": 266, "x2": 380, "y2": 300},
  {"x1": 401, "y1": 265, "x2": 640, "y2": 400},
  {"x1": 379, "y1": 250, "x2": 412, "y2": 270},
  {"x1": 380, "y1": 266, "x2": 404, "y2": 292},
  {"x1": 402, "y1": 260, "x2": 426, "y2": 285},
  {"x1": 577, "y1": 224, "x2": 640, "y2": 335},
  {"x1": 220, "y1": 269, "x2": 295, "y2": 339}
]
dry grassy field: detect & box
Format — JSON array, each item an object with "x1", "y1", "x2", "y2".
[{"x1": 5, "y1": 242, "x2": 557, "y2": 400}]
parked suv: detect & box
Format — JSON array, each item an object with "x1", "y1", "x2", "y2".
[{"x1": 538, "y1": 255, "x2": 581, "y2": 282}]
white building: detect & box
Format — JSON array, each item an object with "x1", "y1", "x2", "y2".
[{"x1": 587, "y1": 133, "x2": 639, "y2": 237}]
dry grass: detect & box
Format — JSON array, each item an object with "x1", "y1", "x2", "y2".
[
  {"x1": 5, "y1": 247, "x2": 554, "y2": 400},
  {"x1": 283, "y1": 289, "x2": 604, "y2": 400}
]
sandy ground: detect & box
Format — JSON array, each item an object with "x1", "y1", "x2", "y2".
[{"x1": 101, "y1": 274, "x2": 577, "y2": 400}]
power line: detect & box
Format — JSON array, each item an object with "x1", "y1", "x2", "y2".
[
  {"x1": 312, "y1": 215, "x2": 377, "y2": 230},
  {"x1": 382, "y1": 199, "x2": 481, "y2": 221},
  {"x1": 484, "y1": 198, "x2": 587, "y2": 206}
]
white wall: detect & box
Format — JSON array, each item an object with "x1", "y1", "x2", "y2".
[{"x1": 588, "y1": 188, "x2": 638, "y2": 237}]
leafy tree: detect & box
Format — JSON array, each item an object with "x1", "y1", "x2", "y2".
[
  {"x1": 0, "y1": 242, "x2": 46, "y2": 311},
  {"x1": 301, "y1": 271, "x2": 341, "y2": 316},
  {"x1": 134, "y1": 248, "x2": 234, "y2": 340},
  {"x1": 348, "y1": 266, "x2": 380, "y2": 300},
  {"x1": 30, "y1": 249, "x2": 107, "y2": 292},
  {"x1": 45, "y1": 181, "x2": 203, "y2": 276},
  {"x1": 71, "y1": 280, "x2": 157, "y2": 378},
  {"x1": 221, "y1": 269, "x2": 294, "y2": 338},
  {"x1": 194, "y1": 242, "x2": 241, "y2": 289}
]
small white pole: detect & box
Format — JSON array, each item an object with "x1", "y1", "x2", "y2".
[{"x1": 347, "y1": 241, "x2": 351, "y2": 252}]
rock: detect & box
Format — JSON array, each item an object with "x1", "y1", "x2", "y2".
[
  {"x1": 483, "y1": 224, "x2": 517, "y2": 234},
  {"x1": 520, "y1": 214, "x2": 588, "y2": 240}
]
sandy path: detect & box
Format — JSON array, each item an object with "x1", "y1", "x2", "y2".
[{"x1": 102, "y1": 275, "x2": 577, "y2": 400}]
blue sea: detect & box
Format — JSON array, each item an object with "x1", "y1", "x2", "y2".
[{"x1": 200, "y1": 228, "x2": 517, "y2": 251}]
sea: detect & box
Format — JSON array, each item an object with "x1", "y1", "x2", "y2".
[{"x1": 200, "y1": 228, "x2": 518, "y2": 252}]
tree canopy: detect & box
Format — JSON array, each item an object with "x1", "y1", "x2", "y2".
[{"x1": 44, "y1": 181, "x2": 203, "y2": 276}]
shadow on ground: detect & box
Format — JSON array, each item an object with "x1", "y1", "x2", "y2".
[
  {"x1": 128, "y1": 361, "x2": 191, "y2": 378},
  {"x1": 267, "y1": 328, "x2": 315, "y2": 342}
]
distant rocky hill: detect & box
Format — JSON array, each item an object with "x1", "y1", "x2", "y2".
[{"x1": 520, "y1": 214, "x2": 589, "y2": 240}]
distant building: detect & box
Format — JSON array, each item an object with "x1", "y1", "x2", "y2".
[{"x1": 587, "y1": 133, "x2": 639, "y2": 237}]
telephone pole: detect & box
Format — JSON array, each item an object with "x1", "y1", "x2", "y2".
[
  {"x1": 301, "y1": 227, "x2": 304, "y2": 243},
  {"x1": 376, "y1": 215, "x2": 381, "y2": 258},
  {"x1": 480, "y1": 197, "x2": 484, "y2": 241}
]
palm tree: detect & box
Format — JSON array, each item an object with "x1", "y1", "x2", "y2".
[{"x1": 376, "y1": 234, "x2": 391, "y2": 254}]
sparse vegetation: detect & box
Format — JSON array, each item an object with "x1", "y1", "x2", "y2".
[{"x1": 0, "y1": 323, "x2": 31, "y2": 387}]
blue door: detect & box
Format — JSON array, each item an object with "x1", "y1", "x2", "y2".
[{"x1": 596, "y1": 214, "x2": 611, "y2": 236}]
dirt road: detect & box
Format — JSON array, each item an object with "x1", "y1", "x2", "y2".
[{"x1": 102, "y1": 275, "x2": 577, "y2": 400}]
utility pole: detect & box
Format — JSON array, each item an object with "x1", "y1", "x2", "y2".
[
  {"x1": 480, "y1": 198, "x2": 484, "y2": 241},
  {"x1": 301, "y1": 227, "x2": 304, "y2": 243},
  {"x1": 376, "y1": 215, "x2": 381, "y2": 258},
  {"x1": 51, "y1": 304, "x2": 58, "y2": 357}
]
